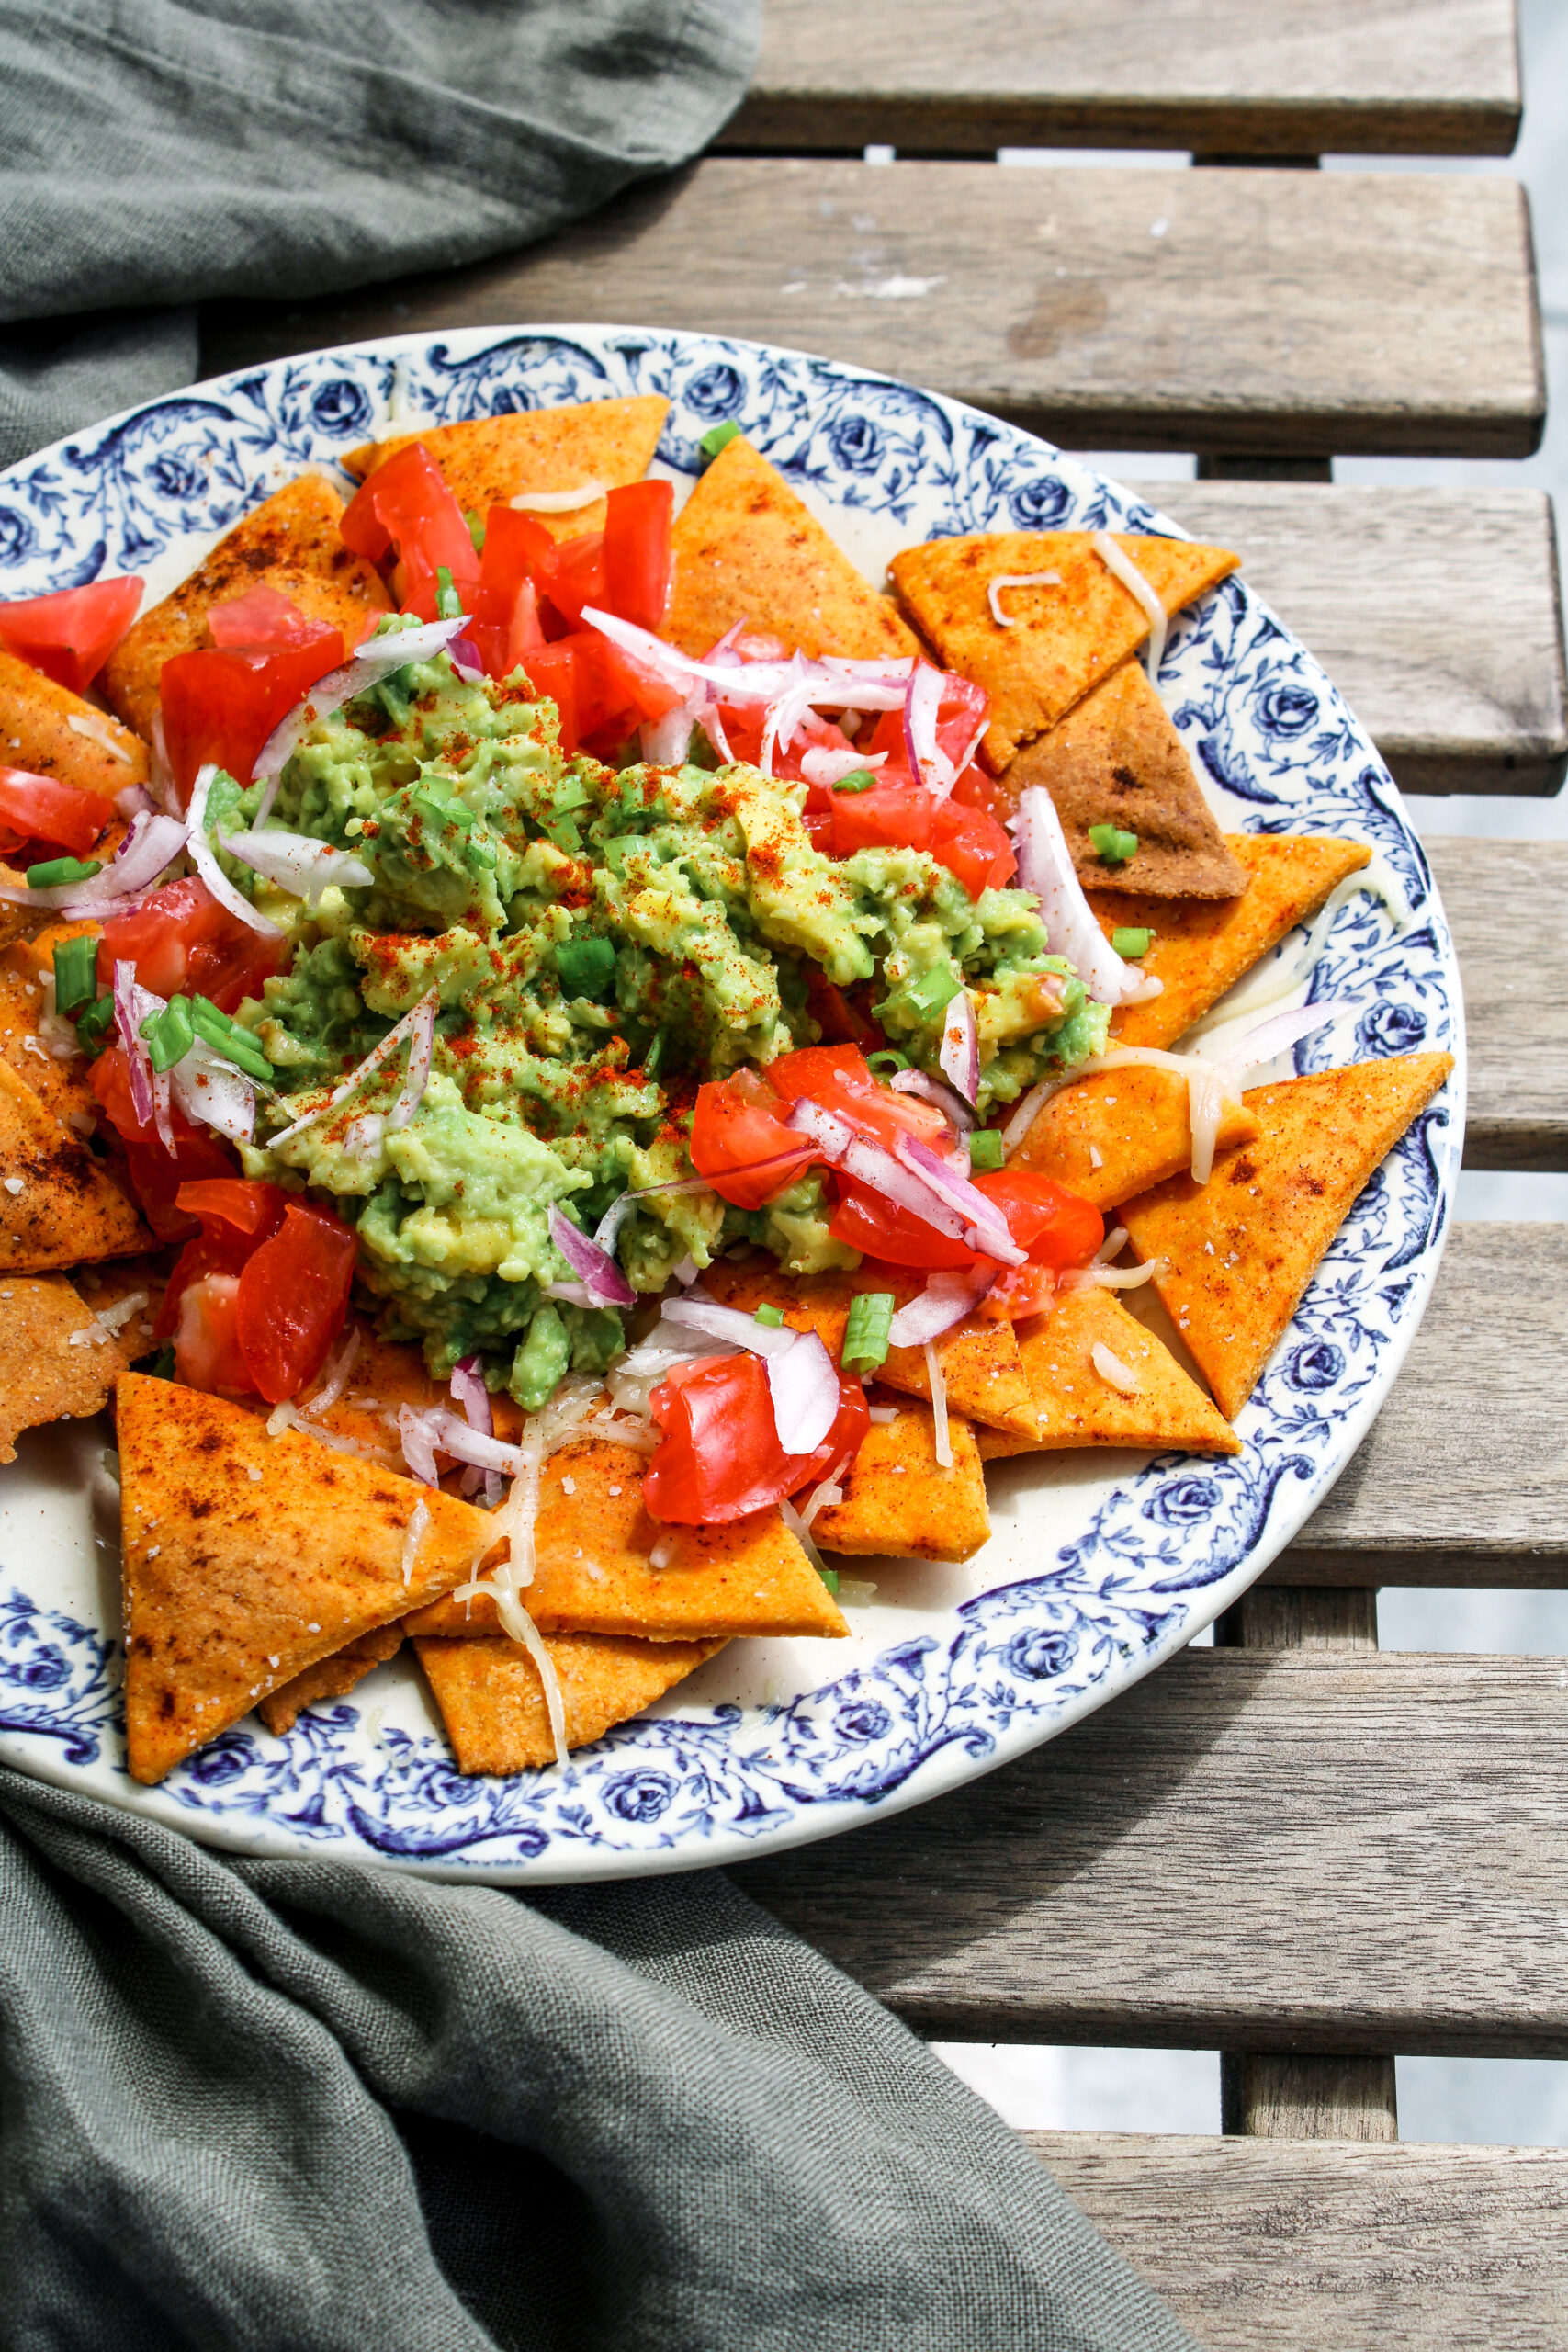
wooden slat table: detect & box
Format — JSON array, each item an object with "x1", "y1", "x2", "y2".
[{"x1": 207, "y1": 7, "x2": 1565, "y2": 2335}]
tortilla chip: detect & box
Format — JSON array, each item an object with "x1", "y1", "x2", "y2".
[
  {"x1": 888, "y1": 531, "x2": 1239, "y2": 771},
  {"x1": 1120, "y1": 1054, "x2": 1455, "y2": 1420},
  {"x1": 1009, "y1": 1064, "x2": 1258, "y2": 1210},
  {"x1": 0, "y1": 1058, "x2": 147, "y2": 1272},
  {"x1": 0, "y1": 924, "x2": 102, "y2": 1136},
  {"x1": 1000, "y1": 658, "x2": 1247, "y2": 899},
  {"x1": 0, "y1": 1272, "x2": 130, "y2": 1463},
  {"x1": 0, "y1": 648, "x2": 150, "y2": 796},
  {"x1": 702, "y1": 1256, "x2": 1040, "y2": 1439},
  {"x1": 404, "y1": 1437, "x2": 847, "y2": 1642},
  {"x1": 977, "y1": 1285, "x2": 1240, "y2": 1458},
  {"x1": 811, "y1": 1400, "x2": 990, "y2": 1561},
  {"x1": 72, "y1": 1254, "x2": 166, "y2": 1355},
  {"x1": 117, "y1": 1373, "x2": 497, "y2": 1784},
  {"x1": 342, "y1": 395, "x2": 670, "y2": 543},
  {"x1": 101, "y1": 477, "x2": 391, "y2": 741},
  {"x1": 256, "y1": 1622, "x2": 405, "y2": 1736},
  {"x1": 663, "y1": 435, "x2": 919, "y2": 663},
  {"x1": 415, "y1": 1631, "x2": 725, "y2": 1776},
  {"x1": 1095, "y1": 833, "x2": 1373, "y2": 1051}
]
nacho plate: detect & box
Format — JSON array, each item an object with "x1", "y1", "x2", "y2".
[{"x1": 0, "y1": 327, "x2": 1462, "y2": 1881}]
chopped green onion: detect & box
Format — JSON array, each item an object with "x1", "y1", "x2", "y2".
[
  {"x1": 557, "y1": 935, "x2": 617, "y2": 1000},
  {"x1": 967, "y1": 1129, "x2": 1006, "y2": 1170},
  {"x1": 27, "y1": 855, "x2": 101, "y2": 890},
  {"x1": 1111, "y1": 926, "x2": 1152, "y2": 958},
  {"x1": 818, "y1": 1565, "x2": 840, "y2": 1595},
  {"x1": 52, "y1": 934, "x2": 98, "y2": 1016},
  {"x1": 139, "y1": 996, "x2": 196, "y2": 1074},
  {"x1": 906, "y1": 966, "x2": 962, "y2": 1019},
  {"x1": 754, "y1": 1302, "x2": 785, "y2": 1329},
  {"x1": 866, "y1": 1048, "x2": 908, "y2": 1074},
  {"x1": 642, "y1": 1027, "x2": 668, "y2": 1080},
  {"x1": 148, "y1": 1344, "x2": 176, "y2": 1380},
  {"x1": 465, "y1": 510, "x2": 486, "y2": 555},
  {"x1": 841, "y1": 1290, "x2": 895, "y2": 1374},
  {"x1": 434, "y1": 566, "x2": 463, "y2": 621},
  {"x1": 830, "y1": 770, "x2": 876, "y2": 794},
  {"x1": 1088, "y1": 823, "x2": 1138, "y2": 867},
  {"x1": 698, "y1": 421, "x2": 742, "y2": 462},
  {"x1": 189, "y1": 997, "x2": 274, "y2": 1081},
  {"x1": 74, "y1": 991, "x2": 117, "y2": 1057}
]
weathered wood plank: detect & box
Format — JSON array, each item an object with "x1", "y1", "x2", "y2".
[
  {"x1": 1435, "y1": 839, "x2": 1568, "y2": 1166},
  {"x1": 1036, "y1": 2135, "x2": 1568, "y2": 2351},
  {"x1": 199, "y1": 162, "x2": 1546, "y2": 460},
  {"x1": 725, "y1": 0, "x2": 1522, "y2": 159},
  {"x1": 734, "y1": 1652, "x2": 1568, "y2": 2052},
  {"x1": 1122, "y1": 484, "x2": 1568, "y2": 796}
]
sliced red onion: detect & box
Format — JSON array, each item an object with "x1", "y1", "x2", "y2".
[
  {"x1": 1092, "y1": 531, "x2": 1168, "y2": 684},
  {"x1": 448, "y1": 635, "x2": 484, "y2": 682},
  {"x1": 786, "y1": 1097, "x2": 990, "y2": 1256},
  {"x1": 937, "y1": 988, "x2": 979, "y2": 1106},
  {"x1": 800, "y1": 745, "x2": 887, "y2": 786},
  {"x1": 399, "y1": 1399, "x2": 530, "y2": 1487},
  {"x1": 581, "y1": 605, "x2": 910, "y2": 718},
  {"x1": 186, "y1": 766, "x2": 283, "y2": 938},
  {"x1": 660, "y1": 1296, "x2": 798, "y2": 1359},
  {"x1": 169, "y1": 1037, "x2": 256, "y2": 1145},
  {"x1": 887, "y1": 1264, "x2": 998, "y2": 1348},
  {"x1": 115, "y1": 782, "x2": 157, "y2": 820},
  {"x1": 385, "y1": 989, "x2": 437, "y2": 1132},
  {"x1": 216, "y1": 825, "x2": 374, "y2": 906},
  {"x1": 590, "y1": 1160, "x2": 802, "y2": 1259},
  {"x1": 267, "y1": 985, "x2": 440, "y2": 1150},
  {"x1": 893, "y1": 1132, "x2": 1026, "y2": 1266},
  {"x1": 548, "y1": 1201, "x2": 637, "y2": 1309},
  {"x1": 1216, "y1": 998, "x2": 1368, "y2": 1080},
  {"x1": 766, "y1": 1329, "x2": 840, "y2": 1455},
  {"x1": 251, "y1": 616, "x2": 472, "y2": 781},
  {"x1": 0, "y1": 808, "x2": 188, "y2": 911},
  {"x1": 112, "y1": 961, "x2": 158, "y2": 1132},
  {"x1": 1010, "y1": 786, "x2": 1142, "y2": 1006},
  {"x1": 397, "y1": 1404, "x2": 444, "y2": 1486},
  {"x1": 450, "y1": 1354, "x2": 492, "y2": 1437},
  {"x1": 639, "y1": 696, "x2": 698, "y2": 766},
  {"x1": 890, "y1": 1066, "x2": 976, "y2": 1131},
  {"x1": 903, "y1": 662, "x2": 955, "y2": 797}
]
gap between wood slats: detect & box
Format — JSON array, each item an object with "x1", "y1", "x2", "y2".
[
  {"x1": 1432, "y1": 842, "x2": 1568, "y2": 1168},
  {"x1": 721, "y1": 0, "x2": 1521, "y2": 160},
  {"x1": 197, "y1": 161, "x2": 1546, "y2": 460}
]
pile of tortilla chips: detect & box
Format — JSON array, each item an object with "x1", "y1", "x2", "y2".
[{"x1": 0, "y1": 399, "x2": 1452, "y2": 1792}]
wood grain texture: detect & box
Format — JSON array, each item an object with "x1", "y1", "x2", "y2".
[
  {"x1": 722, "y1": 0, "x2": 1521, "y2": 159},
  {"x1": 198, "y1": 162, "x2": 1546, "y2": 460},
  {"x1": 1276, "y1": 1223, "x2": 1568, "y2": 1583},
  {"x1": 1035, "y1": 2135, "x2": 1568, "y2": 2350},
  {"x1": 1432, "y1": 838, "x2": 1568, "y2": 1166},
  {"x1": 1123, "y1": 483, "x2": 1568, "y2": 796},
  {"x1": 1221, "y1": 2052, "x2": 1400, "y2": 2139},
  {"x1": 1217, "y1": 1587, "x2": 1378, "y2": 1648},
  {"x1": 734, "y1": 1651, "x2": 1568, "y2": 2052}
]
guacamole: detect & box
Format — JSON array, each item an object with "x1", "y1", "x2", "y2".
[{"x1": 231, "y1": 622, "x2": 1108, "y2": 1409}]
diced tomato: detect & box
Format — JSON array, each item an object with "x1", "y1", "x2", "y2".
[
  {"x1": 929, "y1": 798, "x2": 1017, "y2": 897},
  {"x1": 826, "y1": 780, "x2": 933, "y2": 858},
  {"x1": 98, "y1": 874, "x2": 287, "y2": 1012},
  {"x1": 761, "y1": 1043, "x2": 872, "y2": 1107},
  {"x1": 234, "y1": 1199, "x2": 359, "y2": 1402},
  {"x1": 341, "y1": 442, "x2": 479, "y2": 619},
  {"x1": 568, "y1": 630, "x2": 682, "y2": 752},
  {"x1": 155, "y1": 1178, "x2": 288, "y2": 1341},
  {"x1": 548, "y1": 533, "x2": 607, "y2": 628},
  {"x1": 0, "y1": 577, "x2": 143, "y2": 694},
  {"x1": 805, "y1": 970, "x2": 881, "y2": 1051},
  {"x1": 159, "y1": 636, "x2": 344, "y2": 807},
  {"x1": 602, "y1": 481, "x2": 672, "y2": 632},
  {"x1": 0, "y1": 766, "x2": 115, "y2": 860},
  {"x1": 716, "y1": 701, "x2": 857, "y2": 783},
  {"x1": 689, "y1": 1069, "x2": 819, "y2": 1209},
  {"x1": 207, "y1": 584, "x2": 333, "y2": 651},
  {"x1": 87, "y1": 1046, "x2": 239, "y2": 1241},
  {"x1": 643, "y1": 1351, "x2": 870, "y2": 1523},
  {"x1": 518, "y1": 643, "x2": 580, "y2": 753},
  {"x1": 829, "y1": 1168, "x2": 1103, "y2": 1276},
  {"x1": 762, "y1": 1043, "x2": 947, "y2": 1153},
  {"x1": 173, "y1": 1273, "x2": 252, "y2": 1395},
  {"x1": 828, "y1": 1181, "x2": 979, "y2": 1270}
]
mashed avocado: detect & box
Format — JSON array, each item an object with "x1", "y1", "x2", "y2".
[{"x1": 232, "y1": 621, "x2": 1107, "y2": 1408}]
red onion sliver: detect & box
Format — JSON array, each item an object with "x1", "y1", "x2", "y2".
[
  {"x1": 397, "y1": 1405, "x2": 444, "y2": 1486},
  {"x1": 0, "y1": 808, "x2": 188, "y2": 912},
  {"x1": 937, "y1": 988, "x2": 979, "y2": 1106},
  {"x1": 267, "y1": 986, "x2": 439, "y2": 1150},
  {"x1": 893, "y1": 1132, "x2": 1027, "y2": 1266},
  {"x1": 450, "y1": 1354, "x2": 493, "y2": 1440},
  {"x1": 217, "y1": 825, "x2": 373, "y2": 905},
  {"x1": 251, "y1": 616, "x2": 471, "y2": 781},
  {"x1": 548, "y1": 1202, "x2": 637, "y2": 1309},
  {"x1": 903, "y1": 662, "x2": 953, "y2": 797},
  {"x1": 785, "y1": 1098, "x2": 984, "y2": 1252},
  {"x1": 1009, "y1": 786, "x2": 1142, "y2": 1006},
  {"x1": 887, "y1": 1264, "x2": 998, "y2": 1348},
  {"x1": 385, "y1": 990, "x2": 437, "y2": 1132},
  {"x1": 660, "y1": 1296, "x2": 798, "y2": 1359},
  {"x1": 766, "y1": 1329, "x2": 840, "y2": 1455},
  {"x1": 1218, "y1": 998, "x2": 1368, "y2": 1080},
  {"x1": 169, "y1": 1038, "x2": 256, "y2": 1145},
  {"x1": 112, "y1": 961, "x2": 157, "y2": 1132},
  {"x1": 186, "y1": 766, "x2": 283, "y2": 938},
  {"x1": 890, "y1": 1065, "x2": 976, "y2": 1131},
  {"x1": 799, "y1": 746, "x2": 886, "y2": 787}
]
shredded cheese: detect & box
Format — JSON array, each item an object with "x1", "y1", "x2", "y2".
[
  {"x1": 1091, "y1": 1340, "x2": 1140, "y2": 1394},
  {"x1": 1092, "y1": 530, "x2": 1167, "y2": 684},
  {"x1": 509, "y1": 481, "x2": 605, "y2": 513},
  {"x1": 1188, "y1": 1065, "x2": 1224, "y2": 1184},
  {"x1": 67, "y1": 709, "x2": 133, "y2": 763},
  {"x1": 987, "y1": 571, "x2": 1062, "y2": 626},
  {"x1": 400, "y1": 1498, "x2": 430, "y2": 1589},
  {"x1": 924, "y1": 1340, "x2": 953, "y2": 1468}
]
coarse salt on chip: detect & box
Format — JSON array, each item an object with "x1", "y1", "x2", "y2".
[
  {"x1": 258, "y1": 1622, "x2": 406, "y2": 1737},
  {"x1": 0, "y1": 1272, "x2": 130, "y2": 1463},
  {"x1": 0, "y1": 1058, "x2": 148, "y2": 1273},
  {"x1": 0, "y1": 647, "x2": 150, "y2": 800},
  {"x1": 1121, "y1": 1054, "x2": 1455, "y2": 1420},
  {"x1": 0, "y1": 923, "x2": 101, "y2": 1137},
  {"x1": 117, "y1": 1374, "x2": 500, "y2": 1784},
  {"x1": 811, "y1": 1399, "x2": 990, "y2": 1562},
  {"x1": 1008, "y1": 1063, "x2": 1259, "y2": 1211},
  {"x1": 888, "y1": 530, "x2": 1239, "y2": 772},
  {"x1": 664, "y1": 434, "x2": 919, "y2": 663},
  {"x1": 415, "y1": 1630, "x2": 726, "y2": 1776},
  {"x1": 976, "y1": 1284, "x2": 1239, "y2": 1458},
  {"x1": 342, "y1": 395, "x2": 670, "y2": 543}
]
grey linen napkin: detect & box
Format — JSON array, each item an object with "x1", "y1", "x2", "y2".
[
  {"x1": 0, "y1": 0, "x2": 761, "y2": 464},
  {"x1": 0, "y1": 1770, "x2": 1195, "y2": 2349}
]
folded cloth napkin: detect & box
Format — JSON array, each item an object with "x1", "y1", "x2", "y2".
[
  {"x1": 0, "y1": 0, "x2": 761, "y2": 465},
  {"x1": 0, "y1": 1770, "x2": 1194, "y2": 2350}
]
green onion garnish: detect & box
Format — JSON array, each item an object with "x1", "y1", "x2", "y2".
[
  {"x1": 74, "y1": 991, "x2": 117, "y2": 1057},
  {"x1": 1088, "y1": 823, "x2": 1138, "y2": 867},
  {"x1": 841, "y1": 1290, "x2": 895, "y2": 1374},
  {"x1": 434, "y1": 566, "x2": 463, "y2": 620},
  {"x1": 967, "y1": 1129, "x2": 1005, "y2": 1170},
  {"x1": 818, "y1": 1565, "x2": 840, "y2": 1595},
  {"x1": 830, "y1": 770, "x2": 876, "y2": 794},
  {"x1": 189, "y1": 998, "x2": 274, "y2": 1082},
  {"x1": 27, "y1": 855, "x2": 101, "y2": 890},
  {"x1": 642, "y1": 1027, "x2": 668, "y2": 1080},
  {"x1": 1111, "y1": 926, "x2": 1152, "y2": 959},
  {"x1": 140, "y1": 997, "x2": 195, "y2": 1075},
  {"x1": 52, "y1": 933, "x2": 98, "y2": 1016},
  {"x1": 698, "y1": 421, "x2": 742, "y2": 462},
  {"x1": 755, "y1": 1302, "x2": 785, "y2": 1329},
  {"x1": 866, "y1": 1049, "x2": 908, "y2": 1074},
  {"x1": 907, "y1": 966, "x2": 962, "y2": 1019},
  {"x1": 557, "y1": 935, "x2": 617, "y2": 1000},
  {"x1": 465, "y1": 511, "x2": 486, "y2": 555}
]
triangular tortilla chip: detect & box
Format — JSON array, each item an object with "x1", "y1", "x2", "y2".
[
  {"x1": 257, "y1": 1622, "x2": 405, "y2": 1737},
  {"x1": 663, "y1": 434, "x2": 919, "y2": 663},
  {"x1": 1121, "y1": 1055, "x2": 1454, "y2": 1419},
  {"x1": 888, "y1": 530, "x2": 1239, "y2": 771},
  {"x1": 1094, "y1": 833, "x2": 1373, "y2": 1051},
  {"x1": 1000, "y1": 657, "x2": 1247, "y2": 899},
  {"x1": 0, "y1": 647, "x2": 150, "y2": 798},
  {"x1": 73, "y1": 1254, "x2": 165, "y2": 1351},
  {"x1": 0, "y1": 1058, "x2": 148, "y2": 1272},
  {"x1": 343, "y1": 396, "x2": 670, "y2": 544},
  {"x1": 977, "y1": 1285, "x2": 1240, "y2": 1458},
  {"x1": 0, "y1": 1272, "x2": 130, "y2": 1463},
  {"x1": 702, "y1": 1256, "x2": 1040, "y2": 1439},
  {"x1": 811, "y1": 1399, "x2": 990, "y2": 1561},
  {"x1": 1009, "y1": 1064, "x2": 1258, "y2": 1210},
  {"x1": 102, "y1": 477, "x2": 391, "y2": 740},
  {"x1": 1, "y1": 923, "x2": 102, "y2": 1136},
  {"x1": 415, "y1": 1631, "x2": 725, "y2": 1775},
  {"x1": 117, "y1": 1374, "x2": 497, "y2": 1783},
  {"x1": 403, "y1": 1437, "x2": 847, "y2": 1642}
]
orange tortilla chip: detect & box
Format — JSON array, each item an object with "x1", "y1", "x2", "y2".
[
  {"x1": 1000, "y1": 658, "x2": 1247, "y2": 899},
  {"x1": 117, "y1": 1374, "x2": 498, "y2": 1784},
  {"x1": 72, "y1": 1254, "x2": 166, "y2": 1353},
  {"x1": 1121, "y1": 1055, "x2": 1455, "y2": 1420},
  {"x1": 1095, "y1": 833, "x2": 1373, "y2": 1051},
  {"x1": 415, "y1": 1631, "x2": 725, "y2": 1775},
  {"x1": 404, "y1": 1437, "x2": 847, "y2": 1642},
  {"x1": 0, "y1": 1058, "x2": 148, "y2": 1272},
  {"x1": 664, "y1": 435, "x2": 919, "y2": 663},
  {"x1": 102, "y1": 477, "x2": 391, "y2": 740},
  {"x1": 0, "y1": 923, "x2": 102, "y2": 1136},
  {"x1": 342, "y1": 395, "x2": 670, "y2": 542},
  {"x1": 257, "y1": 1622, "x2": 405, "y2": 1737},
  {"x1": 1009, "y1": 1065, "x2": 1258, "y2": 1210},
  {"x1": 812, "y1": 1400, "x2": 990, "y2": 1561},
  {"x1": 0, "y1": 1272, "x2": 130, "y2": 1463},
  {"x1": 977, "y1": 1285, "x2": 1239, "y2": 1458},
  {"x1": 0, "y1": 648, "x2": 150, "y2": 798},
  {"x1": 888, "y1": 530, "x2": 1239, "y2": 771}
]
